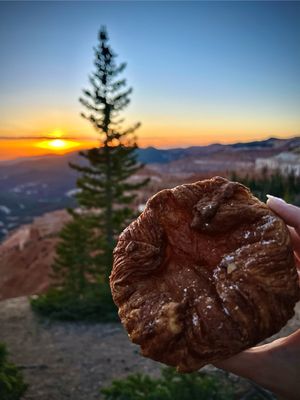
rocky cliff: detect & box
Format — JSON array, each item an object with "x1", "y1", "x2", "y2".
[{"x1": 0, "y1": 209, "x2": 70, "y2": 300}]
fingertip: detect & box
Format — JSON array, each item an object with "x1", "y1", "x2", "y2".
[
  {"x1": 266, "y1": 195, "x2": 288, "y2": 216},
  {"x1": 266, "y1": 199, "x2": 300, "y2": 234},
  {"x1": 266, "y1": 194, "x2": 286, "y2": 204}
]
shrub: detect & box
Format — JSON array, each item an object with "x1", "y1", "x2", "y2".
[
  {"x1": 30, "y1": 283, "x2": 118, "y2": 322},
  {"x1": 0, "y1": 343, "x2": 27, "y2": 400},
  {"x1": 101, "y1": 367, "x2": 234, "y2": 400}
]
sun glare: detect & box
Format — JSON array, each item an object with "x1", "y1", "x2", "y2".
[
  {"x1": 35, "y1": 139, "x2": 80, "y2": 152},
  {"x1": 48, "y1": 129, "x2": 63, "y2": 138}
]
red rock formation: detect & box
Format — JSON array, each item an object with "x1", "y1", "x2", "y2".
[{"x1": 0, "y1": 210, "x2": 71, "y2": 300}]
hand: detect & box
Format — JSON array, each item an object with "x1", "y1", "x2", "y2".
[{"x1": 213, "y1": 196, "x2": 300, "y2": 400}]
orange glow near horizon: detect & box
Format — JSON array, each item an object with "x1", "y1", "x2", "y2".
[
  {"x1": 1, "y1": 106, "x2": 299, "y2": 159},
  {"x1": 0, "y1": 120, "x2": 299, "y2": 161},
  {"x1": 35, "y1": 138, "x2": 81, "y2": 151},
  {"x1": 0, "y1": 138, "x2": 98, "y2": 161},
  {"x1": 47, "y1": 129, "x2": 64, "y2": 138}
]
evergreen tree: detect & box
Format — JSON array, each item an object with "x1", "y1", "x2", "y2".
[
  {"x1": 31, "y1": 27, "x2": 148, "y2": 321},
  {"x1": 0, "y1": 343, "x2": 27, "y2": 399},
  {"x1": 69, "y1": 26, "x2": 148, "y2": 280},
  {"x1": 51, "y1": 216, "x2": 95, "y2": 294},
  {"x1": 230, "y1": 169, "x2": 300, "y2": 205}
]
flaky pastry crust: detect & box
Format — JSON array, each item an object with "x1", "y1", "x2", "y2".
[{"x1": 110, "y1": 177, "x2": 300, "y2": 372}]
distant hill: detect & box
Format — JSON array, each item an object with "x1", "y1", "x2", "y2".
[
  {"x1": 0, "y1": 136, "x2": 299, "y2": 241},
  {"x1": 0, "y1": 152, "x2": 79, "y2": 241},
  {"x1": 230, "y1": 137, "x2": 300, "y2": 150}
]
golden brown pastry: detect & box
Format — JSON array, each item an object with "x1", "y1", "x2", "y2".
[{"x1": 110, "y1": 177, "x2": 300, "y2": 372}]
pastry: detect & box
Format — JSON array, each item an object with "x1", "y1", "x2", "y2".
[{"x1": 110, "y1": 177, "x2": 300, "y2": 372}]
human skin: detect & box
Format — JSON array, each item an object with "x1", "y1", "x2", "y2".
[{"x1": 214, "y1": 196, "x2": 300, "y2": 400}]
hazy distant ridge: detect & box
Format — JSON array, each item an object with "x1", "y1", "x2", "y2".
[{"x1": 0, "y1": 136, "x2": 299, "y2": 241}]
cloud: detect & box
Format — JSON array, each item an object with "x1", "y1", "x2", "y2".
[{"x1": 0, "y1": 135, "x2": 92, "y2": 141}]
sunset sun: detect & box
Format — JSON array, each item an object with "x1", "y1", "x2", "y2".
[{"x1": 35, "y1": 137, "x2": 81, "y2": 152}]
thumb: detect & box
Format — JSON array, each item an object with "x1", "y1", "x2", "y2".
[{"x1": 266, "y1": 196, "x2": 300, "y2": 236}]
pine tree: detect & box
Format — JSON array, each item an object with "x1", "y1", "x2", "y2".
[
  {"x1": 69, "y1": 26, "x2": 149, "y2": 280},
  {"x1": 0, "y1": 342, "x2": 27, "y2": 399},
  {"x1": 51, "y1": 216, "x2": 95, "y2": 294}
]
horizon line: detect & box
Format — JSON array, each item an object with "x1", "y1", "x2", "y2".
[
  {"x1": 1, "y1": 134, "x2": 299, "y2": 164},
  {"x1": 0, "y1": 134, "x2": 299, "y2": 147}
]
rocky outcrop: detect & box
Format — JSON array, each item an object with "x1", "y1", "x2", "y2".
[{"x1": 0, "y1": 209, "x2": 71, "y2": 300}]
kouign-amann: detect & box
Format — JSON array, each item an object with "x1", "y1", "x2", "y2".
[{"x1": 110, "y1": 177, "x2": 300, "y2": 372}]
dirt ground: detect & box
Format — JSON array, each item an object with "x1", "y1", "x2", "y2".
[
  {"x1": 0, "y1": 297, "x2": 299, "y2": 400},
  {"x1": 0, "y1": 297, "x2": 161, "y2": 400}
]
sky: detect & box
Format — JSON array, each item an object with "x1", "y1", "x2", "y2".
[{"x1": 0, "y1": 1, "x2": 299, "y2": 159}]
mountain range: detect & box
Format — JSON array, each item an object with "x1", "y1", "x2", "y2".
[{"x1": 0, "y1": 136, "x2": 299, "y2": 241}]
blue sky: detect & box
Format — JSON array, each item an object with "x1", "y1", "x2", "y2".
[{"x1": 0, "y1": 1, "x2": 299, "y2": 148}]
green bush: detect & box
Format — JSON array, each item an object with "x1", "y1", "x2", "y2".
[
  {"x1": 101, "y1": 367, "x2": 234, "y2": 400},
  {"x1": 0, "y1": 343, "x2": 27, "y2": 400},
  {"x1": 30, "y1": 283, "x2": 118, "y2": 322}
]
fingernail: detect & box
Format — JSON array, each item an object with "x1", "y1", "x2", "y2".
[{"x1": 266, "y1": 194, "x2": 286, "y2": 203}]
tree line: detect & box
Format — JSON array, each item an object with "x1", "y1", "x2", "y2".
[{"x1": 230, "y1": 168, "x2": 300, "y2": 205}]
